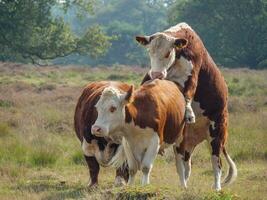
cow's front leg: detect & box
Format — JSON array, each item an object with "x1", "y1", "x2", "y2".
[
  {"x1": 84, "y1": 155, "x2": 100, "y2": 187},
  {"x1": 185, "y1": 98, "x2": 195, "y2": 124},
  {"x1": 140, "y1": 134, "x2": 160, "y2": 185},
  {"x1": 82, "y1": 138, "x2": 100, "y2": 187}
]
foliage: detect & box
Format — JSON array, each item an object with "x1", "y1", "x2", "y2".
[
  {"x1": 168, "y1": 0, "x2": 267, "y2": 68},
  {"x1": 0, "y1": 0, "x2": 111, "y2": 64},
  {"x1": 59, "y1": 0, "x2": 170, "y2": 65}
]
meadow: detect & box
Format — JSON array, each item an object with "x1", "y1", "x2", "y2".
[{"x1": 0, "y1": 62, "x2": 266, "y2": 200}]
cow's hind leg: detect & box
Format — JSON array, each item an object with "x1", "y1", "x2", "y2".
[
  {"x1": 140, "y1": 134, "x2": 160, "y2": 185},
  {"x1": 184, "y1": 148, "x2": 194, "y2": 183},
  {"x1": 115, "y1": 165, "x2": 129, "y2": 186},
  {"x1": 208, "y1": 115, "x2": 228, "y2": 191},
  {"x1": 173, "y1": 145, "x2": 187, "y2": 188}
]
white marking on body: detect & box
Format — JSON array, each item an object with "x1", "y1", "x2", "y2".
[
  {"x1": 184, "y1": 158, "x2": 191, "y2": 182},
  {"x1": 121, "y1": 122, "x2": 160, "y2": 185},
  {"x1": 82, "y1": 138, "x2": 117, "y2": 167},
  {"x1": 210, "y1": 121, "x2": 215, "y2": 129},
  {"x1": 165, "y1": 22, "x2": 192, "y2": 33},
  {"x1": 211, "y1": 155, "x2": 222, "y2": 191},
  {"x1": 173, "y1": 147, "x2": 187, "y2": 188},
  {"x1": 167, "y1": 56, "x2": 194, "y2": 87},
  {"x1": 82, "y1": 138, "x2": 96, "y2": 157},
  {"x1": 185, "y1": 98, "x2": 196, "y2": 123}
]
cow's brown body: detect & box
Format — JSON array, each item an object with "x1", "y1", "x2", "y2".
[
  {"x1": 125, "y1": 80, "x2": 186, "y2": 144},
  {"x1": 142, "y1": 25, "x2": 228, "y2": 153},
  {"x1": 74, "y1": 81, "x2": 129, "y2": 186},
  {"x1": 139, "y1": 23, "x2": 236, "y2": 190},
  {"x1": 91, "y1": 79, "x2": 187, "y2": 185}
]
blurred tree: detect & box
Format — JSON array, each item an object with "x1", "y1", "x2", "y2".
[
  {"x1": 169, "y1": 0, "x2": 267, "y2": 68},
  {"x1": 58, "y1": 0, "x2": 170, "y2": 65},
  {"x1": 0, "y1": 0, "x2": 112, "y2": 64}
]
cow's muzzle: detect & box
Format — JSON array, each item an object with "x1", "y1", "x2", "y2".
[
  {"x1": 91, "y1": 125, "x2": 105, "y2": 137},
  {"x1": 149, "y1": 70, "x2": 167, "y2": 80}
]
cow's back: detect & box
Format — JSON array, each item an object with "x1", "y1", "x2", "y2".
[{"x1": 128, "y1": 79, "x2": 185, "y2": 144}]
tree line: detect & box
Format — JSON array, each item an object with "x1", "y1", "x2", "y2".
[{"x1": 0, "y1": 0, "x2": 266, "y2": 68}]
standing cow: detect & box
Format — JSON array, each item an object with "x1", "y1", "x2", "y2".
[
  {"x1": 74, "y1": 81, "x2": 129, "y2": 187},
  {"x1": 91, "y1": 79, "x2": 186, "y2": 185},
  {"x1": 135, "y1": 22, "x2": 237, "y2": 190}
]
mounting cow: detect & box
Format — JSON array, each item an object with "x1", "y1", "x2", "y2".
[
  {"x1": 135, "y1": 22, "x2": 237, "y2": 190},
  {"x1": 91, "y1": 79, "x2": 186, "y2": 185}
]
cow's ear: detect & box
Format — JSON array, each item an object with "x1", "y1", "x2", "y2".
[
  {"x1": 123, "y1": 85, "x2": 134, "y2": 104},
  {"x1": 174, "y1": 38, "x2": 188, "y2": 49},
  {"x1": 135, "y1": 36, "x2": 151, "y2": 46}
]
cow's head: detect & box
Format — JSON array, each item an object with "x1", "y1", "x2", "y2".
[
  {"x1": 91, "y1": 86, "x2": 134, "y2": 137},
  {"x1": 136, "y1": 33, "x2": 188, "y2": 79}
]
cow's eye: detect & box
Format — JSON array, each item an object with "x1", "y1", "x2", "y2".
[
  {"x1": 164, "y1": 51, "x2": 171, "y2": 58},
  {"x1": 109, "y1": 106, "x2": 117, "y2": 113}
]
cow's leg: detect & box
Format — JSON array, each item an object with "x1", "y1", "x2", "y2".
[
  {"x1": 84, "y1": 155, "x2": 100, "y2": 187},
  {"x1": 128, "y1": 168, "x2": 137, "y2": 185},
  {"x1": 208, "y1": 115, "x2": 228, "y2": 191},
  {"x1": 114, "y1": 165, "x2": 129, "y2": 186},
  {"x1": 82, "y1": 138, "x2": 100, "y2": 187},
  {"x1": 184, "y1": 148, "x2": 194, "y2": 183},
  {"x1": 173, "y1": 145, "x2": 187, "y2": 188},
  {"x1": 140, "y1": 134, "x2": 160, "y2": 185}
]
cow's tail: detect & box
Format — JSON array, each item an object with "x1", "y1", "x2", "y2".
[{"x1": 221, "y1": 147, "x2": 237, "y2": 186}]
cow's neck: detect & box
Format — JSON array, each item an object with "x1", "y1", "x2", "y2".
[{"x1": 166, "y1": 55, "x2": 194, "y2": 88}]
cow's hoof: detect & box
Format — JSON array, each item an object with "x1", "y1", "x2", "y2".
[
  {"x1": 114, "y1": 176, "x2": 126, "y2": 187},
  {"x1": 212, "y1": 183, "x2": 221, "y2": 191},
  {"x1": 185, "y1": 109, "x2": 196, "y2": 124},
  {"x1": 185, "y1": 116, "x2": 195, "y2": 124},
  {"x1": 88, "y1": 182, "x2": 98, "y2": 189}
]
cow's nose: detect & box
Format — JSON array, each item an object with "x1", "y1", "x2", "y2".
[
  {"x1": 91, "y1": 125, "x2": 102, "y2": 135},
  {"x1": 151, "y1": 71, "x2": 164, "y2": 80}
]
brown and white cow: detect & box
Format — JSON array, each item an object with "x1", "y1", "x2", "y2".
[
  {"x1": 135, "y1": 22, "x2": 237, "y2": 190},
  {"x1": 74, "y1": 81, "x2": 129, "y2": 187},
  {"x1": 91, "y1": 79, "x2": 186, "y2": 185}
]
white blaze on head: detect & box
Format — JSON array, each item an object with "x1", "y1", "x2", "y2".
[
  {"x1": 136, "y1": 24, "x2": 189, "y2": 80},
  {"x1": 148, "y1": 33, "x2": 177, "y2": 79},
  {"x1": 92, "y1": 86, "x2": 134, "y2": 137}
]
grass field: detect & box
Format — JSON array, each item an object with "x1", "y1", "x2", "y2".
[{"x1": 0, "y1": 62, "x2": 266, "y2": 200}]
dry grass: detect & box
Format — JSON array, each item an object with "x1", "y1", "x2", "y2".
[{"x1": 0, "y1": 62, "x2": 266, "y2": 200}]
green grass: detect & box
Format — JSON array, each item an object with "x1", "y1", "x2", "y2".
[{"x1": 0, "y1": 62, "x2": 266, "y2": 199}]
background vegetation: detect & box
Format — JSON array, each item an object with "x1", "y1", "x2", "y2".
[
  {"x1": 0, "y1": 62, "x2": 266, "y2": 199},
  {"x1": 0, "y1": 0, "x2": 266, "y2": 68},
  {"x1": 0, "y1": 0, "x2": 266, "y2": 199}
]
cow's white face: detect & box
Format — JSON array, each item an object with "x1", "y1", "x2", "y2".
[
  {"x1": 92, "y1": 86, "x2": 134, "y2": 137},
  {"x1": 136, "y1": 33, "x2": 188, "y2": 80}
]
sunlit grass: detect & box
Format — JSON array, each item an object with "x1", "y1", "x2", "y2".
[{"x1": 0, "y1": 63, "x2": 266, "y2": 199}]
